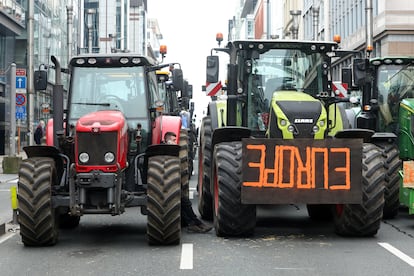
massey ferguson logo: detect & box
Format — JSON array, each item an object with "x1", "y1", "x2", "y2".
[{"x1": 294, "y1": 118, "x2": 313, "y2": 123}]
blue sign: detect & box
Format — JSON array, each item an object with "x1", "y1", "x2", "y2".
[
  {"x1": 16, "y1": 76, "x2": 26, "y2": 89},
  {"x1": 16, "y1": 105, "x2": 27, "y2": 120}
]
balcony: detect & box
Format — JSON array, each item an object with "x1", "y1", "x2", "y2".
[{"x1": 0, "y1": 0, "x2": 25, "y2": 36}]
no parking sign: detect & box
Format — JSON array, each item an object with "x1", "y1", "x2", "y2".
[{"x1": 16, "y1": 93, "x2": 26, "y2": 106}]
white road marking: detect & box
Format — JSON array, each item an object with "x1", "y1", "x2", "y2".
[
  {"x1": 180, "y1": 243, "x2": 193, "y2": 270},
  {"x1": 378, "y1": 242, "x2": 414, "y2": 267}
]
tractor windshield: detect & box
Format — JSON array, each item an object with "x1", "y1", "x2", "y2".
[
  {"x1": 68, "y1": 66, "x2": 149, "y2": 123},
  {"x1": 377, "y1": 63, "x2": 414, "y2": 130},
  {"x1": 246, "y1": 48, "x2": 325, "y2": 130}
]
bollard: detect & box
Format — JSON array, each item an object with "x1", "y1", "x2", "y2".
[{"x1": 10, "y1": 186, "x2": 18, "y2": 224}]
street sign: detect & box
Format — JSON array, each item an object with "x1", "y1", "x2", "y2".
[
  {"x1": 16, "y1": 105, "x2": 27, "y2": 120},
  {"x1": 16, "y1": 76, "x2": 26, "y2": 89},
  {"x1": 16, "y1": 93, "x2": 26, "y2": 106},
  {"x1": 16, "y1": 68, "x2": 26, "y2": 76}
]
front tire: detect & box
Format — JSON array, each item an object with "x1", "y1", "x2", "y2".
[
  {"x1": 376, "y1": 142, "x2": 401, "y2": 219},
  {"x1": 147, "y1": 156, "x2": 181, "y2": 245},
  {"x1": 179, "y1": 129, "x2": 190, "y2": 199},
  {"x1": 198, "y1": 117, "x2": 213, "y2": 220},
  {"x1": 213, "y1": 142, "x2": 256, "y2": 237},
  {"x1": 18, "y1": 157, "x2": 59, "y2": 246},
  {"x1": 333, "y1": 143, "x2": 385, "y2": 237}
]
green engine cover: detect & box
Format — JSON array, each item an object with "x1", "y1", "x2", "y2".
[{"x1": 399, "y1": 99, "x2": 414, "y2": 159}]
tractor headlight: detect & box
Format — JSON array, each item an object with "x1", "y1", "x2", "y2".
[
  {"x1": 104, "y1": 152, "x2": 115, "y2": 163},
  {"x1": 312, "y1": 125, "x2": 320, "y2": 133},
  {"x1": 280, "y1": 119, "x2": 287, "y2": 126},
  {"x1": 319, "y1": 120, "x2": 325, "y2": 127},
  {"x1": 79, "y1": 152, "x2": 90, "y2": 163},
  {"x1": 287, "y1": 125, "x2": 295, "y2": 133}
]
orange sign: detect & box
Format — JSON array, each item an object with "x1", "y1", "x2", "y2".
[
  {"x1": 243, "y1": 144, "x2": 350, "y2": 190},
  {"x1": 403, "y1": 161, "x2": 414, "y2": 188}
]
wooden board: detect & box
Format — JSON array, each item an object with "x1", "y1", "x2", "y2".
[{"x1": 241, "y1": 138, "x2": 363, "y2": 204}]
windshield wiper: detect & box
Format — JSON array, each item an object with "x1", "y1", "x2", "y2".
[{"x1": 72, "y1": 102, "x2": 110, "y2": 106}]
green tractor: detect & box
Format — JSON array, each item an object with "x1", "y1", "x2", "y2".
[
  {"x1": 198, "y1": 39, "x2": 388, "y2": 237},
  {"x1": 364, "y1": 57, "x2": 414, "y2": 215}
]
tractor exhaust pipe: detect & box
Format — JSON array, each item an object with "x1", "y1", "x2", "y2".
[
  {"x1": 51, "y1": 56, "x2": 64, "y2": 147},
  {"x1": 366, "y1": 0, "x2": 374, "y2": 57}
]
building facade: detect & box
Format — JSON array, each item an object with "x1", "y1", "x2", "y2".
[
  {"x1": 1, "y1": 0, "x2": 74, "y2": 154},
  {"x1": 0, "y1": 0, "x2": 25, "y2": 154}
]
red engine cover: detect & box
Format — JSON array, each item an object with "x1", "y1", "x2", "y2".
[{"x1": 75, "y1": 110, "x2": 128, "y2": 172}]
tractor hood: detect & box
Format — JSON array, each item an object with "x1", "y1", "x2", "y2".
[
  {"x1": 268, "y1": 91, "x2": 327, "y2": 139},
  {"x1": 77, "y1": 110, "x2": 128, "y2": 133},
  {"x1": 75, "y1": 110, "x2": 128, "y2": 172}
]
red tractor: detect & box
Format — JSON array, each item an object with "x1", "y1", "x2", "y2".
[{"x1": 18, "y1": 54, "x2": 187, "y2": 246}]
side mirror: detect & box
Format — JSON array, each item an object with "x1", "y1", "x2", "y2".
[
  {"x1": 352, "y1": 58, "x2": 367, "y2": 87},
  {"x1": 34, "y1": 70, "x2": 48, "y2": 90},
  {"x1": 206, "y1": 55, "x2": 219, "y2": 83},
  {"x1": 341, "y1": 67, "x2": 353, "y2": 88},
  {"x1": 172, "y1": 68, "x2": 184, "y2": 91},
  {"x1": 187, "y1": 84, "x2": 193, "y2": 98},
  {"x1": 181, "y1": 80, "x2": 189, "y2": 98}
]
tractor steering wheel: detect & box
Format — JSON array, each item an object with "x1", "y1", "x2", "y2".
[{"x1": 98, "y1": 95, "x2": 125, "y2": 113}]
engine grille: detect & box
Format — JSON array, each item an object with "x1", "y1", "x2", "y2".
[
  {"x1": 77, "y1": 131, "x2": 117, "y2": 165},
  {"x1": 275, "y1": 100, "x2": 322, "y2": 138}
]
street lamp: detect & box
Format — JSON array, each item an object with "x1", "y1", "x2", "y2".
[
  {"x1": 312, "y1": 3, "x2": 320, "y2": 41},
  {"x1": 87, "y1": 8, "x2": 96, "y2": 53},
  {"x1": 289, "y1": 10, "x2": 302, "y2": 40}
]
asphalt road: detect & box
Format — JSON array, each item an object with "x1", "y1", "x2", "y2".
[{"x1": 0, "y1": 168, "x2": 414, "y2": 275}]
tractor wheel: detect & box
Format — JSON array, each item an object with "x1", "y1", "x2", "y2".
[
  {"x1": 376, "y1": 142, "x2": 401, "y2": 219},
  {"x1": 179, "y1": 129, "x2": 190, "y2": 199},
  {"x1": 18, "y1": 157, "x2": 59, "y2": 246},
  {"x1": 147, "y1": 155, "x2": 181, "y2": 245},
  {"x1": 188, "y1": 126, "x2": 198, "y2": 178},
  {"x1": 198, "y1": 116, "x2": 213, "y2": 220},
  {"x1": 59, "y1": 212, "x2": 80, "y2": 229},
  {"x1": 333, "y1": 143, "x2": 385, "y2": 237},
  {"x1": 213, "y1": 142, "x2": 256, "y2": 237}
]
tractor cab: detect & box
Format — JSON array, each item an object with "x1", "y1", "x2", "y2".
[
  {"x1": 206, "y1": 40, "x2": 343, "y2": 137},
  {"x1": 371, "y1": 57, "x2": 414, "y2": 133},
  {"x1": 66, "y1": 56, "x2": 161, "y2": 149}
]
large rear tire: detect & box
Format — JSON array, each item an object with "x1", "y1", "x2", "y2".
[
  {"x1": 376, "y1": 142, "x2": 401, "y2": 219},
  {"x1": 179, "y1": 129, "x2": 190, "y2": 199},
  {"x1": 18, "y1": 157, "x2": 59, "y2": 246},
  {"x1": 147, "y1": 156, "x2": 181, "y2": 245},
  {"x1": 198, "y1": 116, "x2": 213, "y2": 220},
  {"x1": 213, "y1": 142, "x2": 256, "y2": 237},
  {"x1": 333, "y1": 143, "x2": 385, "y2": 237}
]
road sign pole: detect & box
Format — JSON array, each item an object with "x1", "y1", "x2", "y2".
[
  {"x1": 10, "y1": 63, "x2": 16, "y2": 156},
  {"x1": 28, "y1": 0, "x2": 34, "y2": 146}
]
